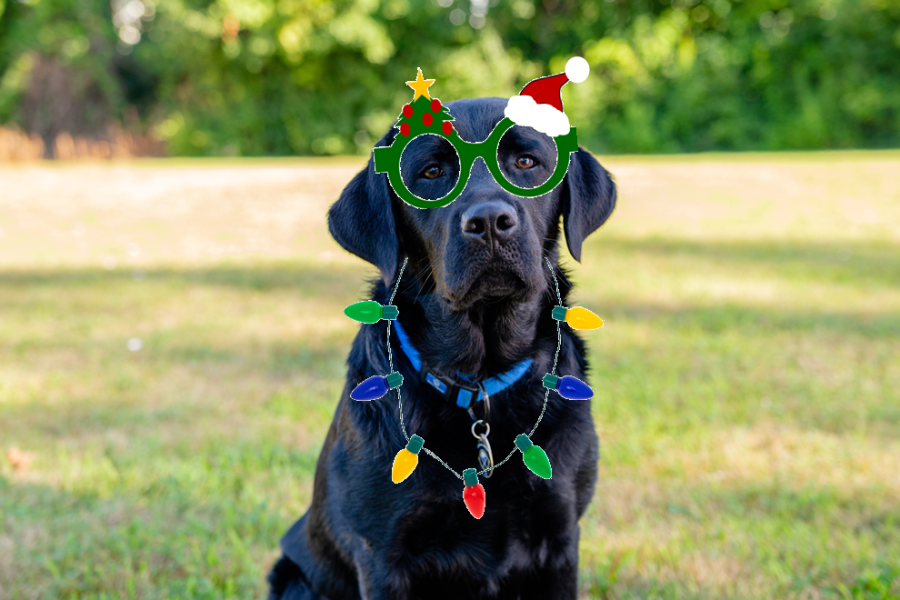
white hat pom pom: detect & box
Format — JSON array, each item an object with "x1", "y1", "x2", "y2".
[{"x1": 565, "y1": 56, "x2": 590, "y2": 83}]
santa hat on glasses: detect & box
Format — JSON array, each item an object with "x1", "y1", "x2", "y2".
[{"x1": 504, "y1": 56, "x2": 590, "y2": 138}]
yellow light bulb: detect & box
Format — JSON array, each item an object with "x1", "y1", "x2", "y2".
[
  {"x1": 565, "y1": 306, "x2": 603, "y2": 330},
  {"x1": 392, "y1": 449, "x2": 418, "y2": 483},
  {"x1": 391, "y1": 435, "x2": 424, "y2": 484}
]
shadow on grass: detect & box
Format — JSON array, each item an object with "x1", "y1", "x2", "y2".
[
  {"x1": 0, "y1": 260, "x2": 374, "y2": 294},
  {"x1": 588, "y1": 238, "x2": 900, "y2": 288},
  {"x1": 139, "y1": 339, "x2": 349, "y2": 372},
  {"x1": 1, "y1": 237, "x2": 897, "y2": 291},
  {"x1": 0, "y1": 337, "x2": 349, "y2": 441},
  {"x1": 0, "y1": 248, "x2": 896, "y2": 341},
  {"x1": 0, "y1": 437, "x2": 314, "y2": 598},
  {"x1": 605, "y1": 301, "x2": 900, "y2": 338},
  {"x1": 579, "y1": 475, "x2": 900, "y2": 598},
  {"x1": 3, "y1": 247, "x2": 898, "y2": 597}
]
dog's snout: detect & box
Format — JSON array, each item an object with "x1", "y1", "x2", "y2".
[{"x1": 461, "y1": 201, "x2": 518, "y2": 243}]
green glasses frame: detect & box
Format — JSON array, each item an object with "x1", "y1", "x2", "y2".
[{"x1": 373, "y1": 117, "x2": 578, "y2": 209}]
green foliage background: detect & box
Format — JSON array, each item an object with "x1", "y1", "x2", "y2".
[{"x1": 1, "y1": 0, "x2": 899, "y2": 156}]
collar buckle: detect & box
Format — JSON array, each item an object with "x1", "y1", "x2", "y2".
[{"x1": 422, "y1": 368, "x2": 480, "y2": 409}]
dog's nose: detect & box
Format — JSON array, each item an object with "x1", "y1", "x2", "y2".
[{"x1": 461, "y1": 201, "x2": 518, "y2": 243}]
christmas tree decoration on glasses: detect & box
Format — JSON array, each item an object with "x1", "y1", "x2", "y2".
[{"x1": 374, "y1": 58, "x2": 590, "y2": 209}]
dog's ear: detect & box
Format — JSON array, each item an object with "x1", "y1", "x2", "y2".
[
  {"x1": 328, "y1": 153, "x2": 399, "y2": 285},
  {"x1": 561, "y1": 148, "x2": 617, "y2": 262}
]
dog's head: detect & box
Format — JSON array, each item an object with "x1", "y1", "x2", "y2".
[{"x1": 328, "y1": 97, "x2": 615, "y2": 322}]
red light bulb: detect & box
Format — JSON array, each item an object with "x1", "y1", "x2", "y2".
[{"x1": 462, "y1": 468, "x2": 485, "y2": 519}]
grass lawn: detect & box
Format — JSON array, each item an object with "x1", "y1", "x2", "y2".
[{"x1": 1, "y1": 152, "x2": 899, "y2": 599}]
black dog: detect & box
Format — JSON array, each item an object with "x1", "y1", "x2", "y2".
[{"x1": 269, "y1": 98, "x2": 616, "y2": 599}]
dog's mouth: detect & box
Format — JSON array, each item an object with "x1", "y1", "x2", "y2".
[{"x1": 443, "y1": 264, "x2": 531, "y2": 310}]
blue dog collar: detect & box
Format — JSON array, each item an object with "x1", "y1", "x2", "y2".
[{"x1": 392, "y1": 320, "x2": 532, "y2": 409}]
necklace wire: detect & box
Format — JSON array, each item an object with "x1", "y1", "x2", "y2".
[{"x1": 385, "y1": 256, "x2": 563, "y2": 481}]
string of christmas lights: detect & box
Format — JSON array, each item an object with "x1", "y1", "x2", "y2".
[{"x1": 344, "y1": 256, "x2": 603, "y2": 518}]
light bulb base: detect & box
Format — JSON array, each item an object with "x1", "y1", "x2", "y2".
[
  {"x1": 463, "y1": 468, "x2": 479, "y2": 487},
  {"x1": 542, "y1": 374, "x2": 559, "y2": 390},
  {"x1": 381, "y1": 305, "x2": 399, "y2": 320},
  {"x1": 551, "y1": 306, "x2": 568, "y2": 321},
  {"x1": 385, "y1": 372, "x2": 404, "y2": 389},
  {"x1": 515, "y1": 433, "x2": 533, "y2": 452},
  {"x1": 406, "y1": 434, "x2": 424, "y2": 454}
]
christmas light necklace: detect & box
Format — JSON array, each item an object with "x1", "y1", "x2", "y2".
[{"x1": 343, "y1": 256, "x2": 603, "y2": 519}]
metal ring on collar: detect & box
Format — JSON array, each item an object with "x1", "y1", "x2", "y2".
[
  {"x1": 471, "y1": 420, "x2": 490, "y2": 439},
  {"x1": 477, "y1": 382, "x2": 491, "y2": 425}
]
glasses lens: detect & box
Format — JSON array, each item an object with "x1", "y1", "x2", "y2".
[
  {"x1": 399, "y1": 134, "x2": 461, "y2": 202},
  {"x1": 497, "y1": 125, "x2": 558, "y2": 190}
]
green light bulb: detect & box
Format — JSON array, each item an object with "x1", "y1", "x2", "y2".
[
  {"x1": 344, "y1": 300, "x2": 399, "y2": 324},
  {"x1": 515, "y1": 434, "x2": 552, "y2": 479}
]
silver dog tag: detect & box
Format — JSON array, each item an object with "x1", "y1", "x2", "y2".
[{"x1": 476, "y1": 434, "x2": 494, "y2": 478}]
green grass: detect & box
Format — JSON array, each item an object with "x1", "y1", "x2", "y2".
[{"x1": 1, "y1": 154, "x2": 899, "y2": 599}]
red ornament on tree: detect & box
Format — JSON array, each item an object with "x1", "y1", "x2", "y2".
[
  {"x1": 391, "y1": 71, "x2": 455, "y2": 145},
  {"x1": 462, "y1": 469, "x2": 485, "y2": 519}
]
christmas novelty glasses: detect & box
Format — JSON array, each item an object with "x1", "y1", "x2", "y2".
[
  {"x1": 374, "y1": 113, "x2": 578, "y2": 209},
  {"x1": 374, "y1": 59, "x2": 590, "y2": 209}
]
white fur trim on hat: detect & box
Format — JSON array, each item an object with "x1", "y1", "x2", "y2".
[{"x1": 504, "y1": 95, "x2": 570, "y2": 138}]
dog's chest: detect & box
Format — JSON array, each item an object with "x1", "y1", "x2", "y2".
[{"x1": 385, "y1": 472, "x2": 573, "y2": 581}]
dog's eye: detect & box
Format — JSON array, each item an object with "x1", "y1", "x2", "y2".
[
  {"x1": 516, "y1": 156, "x2": 536, "y2": 169},
  {"x1": 422, "y1": 165, "x2": 443, "y2": 179}
]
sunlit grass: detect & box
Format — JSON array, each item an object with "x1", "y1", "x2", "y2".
[{"x1": 1, "y1": 153, "x2": 898, "y2": 599}]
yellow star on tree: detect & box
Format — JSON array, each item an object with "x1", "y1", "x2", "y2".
[{"x1": 406, "y1": 68, "x2": 436, "y2": 101}]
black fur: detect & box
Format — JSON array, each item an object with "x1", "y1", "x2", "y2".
[{"x1": 270, "y1": 98, "x2": 617, "y2": 599}]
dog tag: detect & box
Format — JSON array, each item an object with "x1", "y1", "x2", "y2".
[{"x1": 476, "y1": 434, "x2": 494, "y2": 478}]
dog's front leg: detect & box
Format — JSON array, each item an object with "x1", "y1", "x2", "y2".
[
  {"x1": 519, "y1": 528, "x2": 581, "y2": 600},
  {"x1": 267, "y1": 555, "x2": 329, "y2": 600},
  {"x1": 354, "y1": 575, "x2": 411, "y2": 600},
  {"x1": 351, "y1": 549, "x2": 410, "y2": 600}
]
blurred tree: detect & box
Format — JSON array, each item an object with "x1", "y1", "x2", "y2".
[
  {"x1": 0, "y1": 0, "x2": 899, "y2": 156},
  {"x1": 0, "y1": 0, "x2": 156, "y2": 156}
]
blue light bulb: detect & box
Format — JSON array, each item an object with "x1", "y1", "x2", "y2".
[
  {"x1": 558, "y1": 376, "x2": 593, "y2": 400},
  {"x1": 351, "y1": 372, "x2": 404, "y2": 401},
  {"x1": 542, "y1": 374, "x2": 593, "y2": 400}
]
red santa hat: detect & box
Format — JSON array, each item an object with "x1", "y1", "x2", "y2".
[{"x1": 504, "y1": 57, "x2": 590, "y2": 138}]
